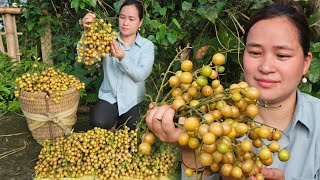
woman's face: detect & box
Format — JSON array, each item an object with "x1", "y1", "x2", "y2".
[
  {"x1": 118, "y1": 5, "x2": 142, "y2": 38},
  {"x1": 243, "y1": 17, "x2": 311, "y2": 104}
]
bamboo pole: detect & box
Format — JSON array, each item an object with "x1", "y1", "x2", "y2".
[
  {"x1": 0, "y1": 7, "x2": 24, "y2": 14},
  {"x1": 0, "y1": 7, "x2": 23, "y2": 62},
  {"x1": 3, "y1": 14, "x2": 18, "y2": 62},
  {"x1": 12, "y1": 14, "x2": 20, "y2": 61},
  {"x1": 0, "y1": 32, "x2": 5, "y2": 52},
  {"x1": 0, "y1": 32, "x2": 23, "y2": 35}
]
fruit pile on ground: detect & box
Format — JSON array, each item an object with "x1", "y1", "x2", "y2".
[{"x1": 34, "y1": 127, "x2": 179, "y2": 180}]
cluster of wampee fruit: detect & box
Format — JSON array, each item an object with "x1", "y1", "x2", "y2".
[
  {"x1": 77, "y1": 18, "x2": 118, "y2": 65},
  {"x1": 142, "y1": 47, "x2": 290, "y2": 179}
]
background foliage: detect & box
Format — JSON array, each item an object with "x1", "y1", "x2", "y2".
[{"x1": 0, "y1": 0, "x2": 319, "y2": 113}]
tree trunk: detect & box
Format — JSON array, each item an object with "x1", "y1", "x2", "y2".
[{"x1": 40, "y1": 23, "x2": 53, "y2": 65}]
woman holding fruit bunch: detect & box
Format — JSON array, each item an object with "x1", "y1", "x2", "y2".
[
  {"x1": 146, "y1": 1, "x2": 320, "y2": 180},
  {"x1": 80, "y1": 0, "x2": 154, "y2": 130}
]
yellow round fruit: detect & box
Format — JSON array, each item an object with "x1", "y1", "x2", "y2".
[
  {"x1": 212, "y1": 53, "x2": 225, "y2": 66},
  {"x1": 181, "y1": 60, "x2": 193, "y2": 72}
]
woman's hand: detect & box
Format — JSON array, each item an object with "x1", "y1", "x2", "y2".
[
  {"x1": 82, "y1": 13, "x2": 96, "y2": 31},
  {"x1": 110, "y1": 41, "x2": 125, "y2": 60},
  {"x1": 145, "y1": 104, "x2": 186, "y2": 145},
  {"x1": 259, "y1": 168, "x2": 285, "y2": 180},
  {"x1": 221, "y1": 168, "x2": 285, "y2": 180}
]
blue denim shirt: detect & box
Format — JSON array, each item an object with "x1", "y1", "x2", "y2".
[
  {"x1": 98, "y1": 33, "x2": 154, "y2": 115},
  {"x1": 182, "y1": 90, "x2": 320, "y2": 180}
]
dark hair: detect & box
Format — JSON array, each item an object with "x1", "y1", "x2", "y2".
[
  {"x1": 120, "y1": 0, "x2": 144, "y2": 20},
  {"x1": 244, "y1": 1, "x2": 311, "y2": 56}
]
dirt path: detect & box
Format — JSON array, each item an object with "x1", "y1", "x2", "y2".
[{"x1": 0, "y1": 113, "x2": 90, "y2": 180}]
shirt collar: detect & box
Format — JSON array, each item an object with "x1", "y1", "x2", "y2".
[
  {"x1": 116, "y1": 32, "x2": 143, "y2": 47},
  {"x1": 290, "y1": 89, "x2": 312, "y2": 137}
]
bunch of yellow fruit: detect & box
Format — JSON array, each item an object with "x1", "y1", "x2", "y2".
[
  {"x1": 77, "y1": 18, "x2": 118, "y2": 65},
  {"x1": 147, "y1": 47, "x2": 290, "y2": 179}
]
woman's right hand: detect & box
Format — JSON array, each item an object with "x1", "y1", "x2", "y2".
[
  {"x1": 145, "y1": 104, "x2": 186, "y2": 145},
  {"x1": 82, "y1": 13, "x2": 96, "y2": 31}
]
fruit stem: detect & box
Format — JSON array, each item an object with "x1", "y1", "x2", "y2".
[
  {"x1": 155, "y1": 44, "x2": 192, "y2": 104},
  {"x1": 160, "y1": 83, "x2": 181, "y2": 104},
  {"x1": 251, "y1": 119, "x2": 289, "y2": 138}
]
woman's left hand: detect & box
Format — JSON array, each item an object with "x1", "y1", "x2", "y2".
[
  {"x1": 259, "y1": 168, "x2": 285, "y2": 180},
  {"x1": 222, "y1": 168, "x2": 285, "y2": 180},
  {"x1": 145, "y1": 104, "x2": 186, "y2": 145},
  {"x1": 249, "y1": 168, "x2": 285, "y2": 180},
  {"x1": 110, "y1": 41, "x2": 125, "y2": 60}
]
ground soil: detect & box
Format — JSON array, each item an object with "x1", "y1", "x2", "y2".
[{"x1": 0, "y1": 113, "x2": 91, "y2": 180}]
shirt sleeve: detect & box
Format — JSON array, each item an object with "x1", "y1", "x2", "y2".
[{"x1": 118, "y1": 41, "x2": 155, "y2": 82}]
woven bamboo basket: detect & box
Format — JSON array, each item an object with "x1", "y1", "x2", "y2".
[{"x1": 19, "y1": 87, "x2": 80, "y2": 143}]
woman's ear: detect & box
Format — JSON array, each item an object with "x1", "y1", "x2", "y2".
[{"x1": 302, "y1": 52, "x2": 312, "y2": 75}]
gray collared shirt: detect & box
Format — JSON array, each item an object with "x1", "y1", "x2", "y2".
[
  {"x1": 274, "y1": 90, "x2": 320, "y2": 179},
  {"x1": 182, "y1": 90, "x2": 320, "y2": 180},
  {"x1": 98, "y1": 33, "x2": 154, "y2": 115}
]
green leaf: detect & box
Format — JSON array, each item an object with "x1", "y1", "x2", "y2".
[
  {"x1": 167, "y1": 31, "x2": 178, "y2": 45},
  {"x1": 250, "y1": 0, "x2": 273, "y2": 10},
  {"x1": 314, "y1": 90, "x2": 320, "y2": 99},
  {"x1": 196, "y1": 7, "x2": 205, "y2": 16},
  {"x1": 0, "y1": 85, "x2": 10, "y2": 95},
  {"x1": 147, "y1": 35, "x2": 156, "y2": 42},
  {"x1": 197, "y1": 6, "x2": 218, "y2": 23},
  {"x1": 27, "y1": 22, "x2": 35, "y2": 31},
  {"x1": 311, "y1": 42, "x2": 320, "y2": 53},
  {"x1": 152, "y1": 1, "x2": 161, "y2": 15},
  {"x1": 71, "y1": 0, "x2": 80, "y2": 11},
  {"x1": 114, "y1": 1, "x2": 123, "y2": 13},
  {"x1": 80, "y1": 2, "x2": 85, "y2": 9},
  {"x1": 35, "y1": 8, "x2": 42, "y2": 15},
  {"x1": 218, "y1": 25, "x2": 229, "y2": 46},
  {"x1": 156, "y1": 24, "x2": 167, "y2": 45},
  {"x1": 298, "y1": 83, "x2": 312, "y2": 94},
  {"x1": 159, "y1": 7, "x2": 167, "y2": 16},
  {"x1": 7, "y1": 99, "x2": 20, "y2": 112},
  {"x1": 23, "y1": 11, "x2": 30, "y2": 19},
  {"x1": 86, "y1": 93, "x2": 98, "y2": 103},
  {"x1": 309, "y1": 11, "x2": 320, "y2": 27},
  {"x1": 0, "y1": 102, "x2": 6, "y2": 111},
  {"x1": 182, "y1": 1, "x2": 192, "y2": 11},
  {"x1": 198, "y1": 0, "x2": 208, "y2": 5},
  {"x1": 216, "y1": 1, "x2": 226, "y2": 12},
  {"x1": 148, "y1": 20, "x2": 161, "y2": 30},
  {"x1": 167, "y1": 1, "x2": 175, "y2": 10},
  {"x1": 172, "y1": 18, "x2": 181, "y2": 29},
  {"x1": 88, "y1": 0, "x2": 97, "y2": 7},
  {"x1": 307, "y1": 59, "x2": 320, "y2": 83}
]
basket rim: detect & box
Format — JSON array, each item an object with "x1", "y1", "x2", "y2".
[{"x1": 19, "y1": 86, "x2": 78, "y2": 96}]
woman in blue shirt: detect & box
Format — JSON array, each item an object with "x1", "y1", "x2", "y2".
[
  {"x1": 81, "y1": 0, "x2": 154, "y2": 130},
  {"x1": 145, "y1": 1, "x2": 320, "y2": 180}
]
